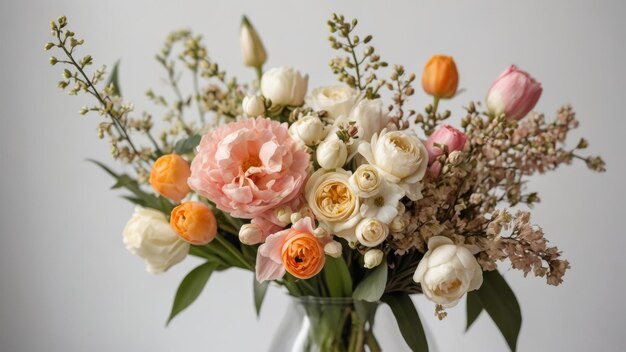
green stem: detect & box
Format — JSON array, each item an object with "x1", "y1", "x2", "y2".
[
  {"x1": 432, "y1": 95, "x2": 440, "y2": 116},
  {"x1": 365, "y1": 330, "x2": 382, "y2": 352},
  {"x1": 192, "y1": 65, "x2": 206, "y2": 125},
  {"x1": 345, "y1": 36, "x2": 363, "y2": 90},
  {"x1": 255, "y1": 65, "x2": 263, "y2": 85},
  {"x1": 214, "y1": 235, "x2": 253, "y2": 271}
]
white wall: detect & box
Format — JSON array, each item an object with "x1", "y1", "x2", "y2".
[{"x1": 1, "y1": 0, "x2": 624, "y2": 351}]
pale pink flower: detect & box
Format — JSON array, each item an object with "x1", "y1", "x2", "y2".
[
  {"x1": 486, "y1": 65, "x2": 542, "y2": 121},
  {"x1": 425, "y1": 124, "x2": 467, "y2": 162},
  {"x1": 188, "y1": 117, "x2": 310, "y2": 219}
]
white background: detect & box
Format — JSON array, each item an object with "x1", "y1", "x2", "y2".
[{"x1": 1, "y1": 0, "x2": 624, "y2": 351}]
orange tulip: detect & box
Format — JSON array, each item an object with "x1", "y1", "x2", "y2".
[
  {"x1": 421, "y1": 55, "x2": 459, "y2": 99},
  {"x1": 281, "y1": 231, "x2": 325, "y2": 280},
  {"x1": 169, "y1": 201, "x2": 217, "y2": 245},
  {"x1": 149, "y1": 154, "x2": 191, "y2": 202}
]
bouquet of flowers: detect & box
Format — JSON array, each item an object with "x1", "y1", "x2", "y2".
[{"x1": 46, "y1": 13, "x2": 605, "y2": 352}]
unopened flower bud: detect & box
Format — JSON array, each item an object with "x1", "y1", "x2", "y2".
[
  {"x1": 422, "y1": 55, "x2": 459, "y2": 99},
  {"x1": 242, "y1": 95, "x2": 266, "y2": 117},
  {"x1": 290, "y1": 115, "x2": 326, "y2": 145},
  {"x1": 324, "y1": 241, "x2": 343, "y2": 258},
  {"x1": 486, "y1": 65, "x2": 542, "y2": 121},
  {"x1": 240, "y1": 16, "x2": 267, "y2": 69},
  {"x1": 316, "y1": 138, "x2": 347, "y2": 170},
  {"x1": 364, "y1": 249, "x2": 384, "y2": 269},
  {"x1": 313, "y1": 226, "x2": 329, "y2": 238},
  {"x1": 276, "y1": 207, "x2": 293, "y2": 225},
  {"x1": 239, "y1": 224, "x2": 263, "y2": 245},
  {"x1": 290, "y1": 212, "x2": 303, "y2": 224}
]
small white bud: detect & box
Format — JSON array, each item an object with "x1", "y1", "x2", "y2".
[
  {"x1": 324, "y1": 241, "x2": 342, "y2": 258},
  {"x1": 242, "y1": 95, "x2": 266, "y2": 117},
  {"x1": 239, "y1": 224, "x2": 263, "y2": 245},
  {"x1": 290, "y1": 212, "x2": 303, "y2": 224},
  {"x1": 316, "y1": 138, "x2": 348, "y2": 170},
  {"x1": 313, "y1": 226, "x2": 329, "y2": 238},
  {"x1": 240, "y1": 16, "x2": 267, "y2": 68},
  {"x1": 364, "y1": 249, "x2": 384, "y2": 269},
  {"x1": 291, "y1": 115, "x2": 326, "y2": 146},
  {"x1": 276, "y1": 207, "x2": 293, "y2": 225}
]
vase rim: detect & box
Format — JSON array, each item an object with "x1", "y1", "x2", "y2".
[{"x1": 288, "y1": 295, "x2": 379, "y2": 305}]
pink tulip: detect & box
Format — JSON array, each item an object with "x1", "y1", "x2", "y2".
[
  {"x1": 486, "y1": 65, "x2": 542, "y2": 121},
  {"x1": 425, "y1": 124, "x2": 467, "y2": 163}
]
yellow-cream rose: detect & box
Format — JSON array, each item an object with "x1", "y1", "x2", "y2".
[
  {"x1": 349, "y1": 164, "x2": 382, "y2": 198},
  {"x1": 305, "y1": 169, "x2": 361, "y2": 241}
]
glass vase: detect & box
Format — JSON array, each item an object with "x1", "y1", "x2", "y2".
[{"x1": 268, "y1": 296, "x2": 413, "y2": 352}]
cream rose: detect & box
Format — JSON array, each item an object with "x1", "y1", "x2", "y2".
[
  {"x1": 305, "y1": 85, "x2": 359, "y2": 119},
  {"x1": 349, "y1": 164, "x2": 382, "y2": 198},
  {"x1": 355, "y1": 218, "x2": 389, "y2": 247},
  {"x1": 305, "y1": 169, "x2": 361, "y2": 241},
  {"x1": 123, "y1": 206, "x2": 189, "y2": 274},
  {"x1": 261, "y1": 67, "x2": 308, "y2": 106},
  {"x1": 333, "y1": 98, "x2": 391, "y2": 142},
  {"x1": 358, "y1": 129, "x2": 429, "y2": 200},
  {"x1": 316, "y1": 138, "x2": 348, "y2": 170},
  {"x1": 413, "y1": 236, "x2": 483, "y2": 307},
  {"x1": 289, "y1": 115, "x2": 327, "y2": 146}
]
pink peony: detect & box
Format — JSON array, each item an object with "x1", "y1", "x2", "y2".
[
  {"x1": 486, "y1": 65, "x2": 542, "y2": 121},
  {"x1": 188, "y1": 117, "x2": 310, "y2": 219}
]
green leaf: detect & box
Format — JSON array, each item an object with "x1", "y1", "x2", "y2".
[
  {"x1": 167, "y1": 261, "x2": 218, "y2": 325},
  {"x1": 174, "y1": 134, "x2": 201, "y2": 154},
  {"x1": 352, "y1": 262, "x2": 387, "y2": 302},
  {"x1": 466, "y1": 290, "x2": 483, "y2": 331},
  {"x1": 477, "y1": 270, "x2": 522, "y2": 351},
  {"x1": 107, "y1": 60, "x2": 122, "y2": 96},
  {"x1": 322, "y1": 256, "x2": 353, "y2": 297},
  {"x1": 382, "y1": 293, "x2": 428, "y2": 352},
  {"x1": 253, "y1": 278, "x2": 269, "y2": 317}
]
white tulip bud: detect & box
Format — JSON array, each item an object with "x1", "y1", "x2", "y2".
[
  {"x1": 356, "y1": 218, "x2": 389, "y2": 247},
  {"x1": 242, "y1": 95, "x2": 266, "y2": 117},
  {"x1": 316, "y1": 138, "x2": 348, "y2": 170},
  {"x1": 240, "y1": 16, "x2": 267, "y2": 68},
  {"x1": 239, "y1": 224, "x2": 263, "y2": 245},
  {"x1": 292, "y1": 115, "x2": 326, "y2": 145},
  {"x1": 364, "y1": 249, "x2": 384, "y2": 269},
  {"x1": 276, "y1": 207, "x2": 293, "y2": 225},
  {"x1": 324, "y1": 241, "x2": 343, "y2": 258}
]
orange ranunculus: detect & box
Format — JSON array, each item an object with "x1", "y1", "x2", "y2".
[
  {"x1": 169, "y1": 201, "x2": 217, "y2": 245},
  {"x1": 421, "y1": 55, "x2": 459, "y2": 99},
  {"x1": 149, "y1": 154, "x2": 191, "y2": 202},
  {"x1": 280, "y1": 231, "x2": 325, "y2": 280}
]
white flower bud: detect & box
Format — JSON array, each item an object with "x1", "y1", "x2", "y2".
[
  {"x1": 364, "y1": 249, "x2": 384, "y2": 269},
  {"x1": 324, "y1": 241, "x2": 343, "y2": 258},
  {"x1": 276, "y1": 207, "x2": 293, "y2": 225},
  {"x1": 448, "y1": 150, "x2": 463, "y2": 165},
  {"x1": 313, "y1": 226, "x2": 329, "y2": 238},
  {"x1": 291, "y1": 115, "x2": 326, "y2": 146},
  {"x1": 242, "y1": 95, "x2": 265, "y2": 117},
  {"x1": 239, "y1": 224, "x2": 263, "y2": 245},
  {"x1": 356, "y1": 218, "x2": 389, "y2": 247},
  {"x1": 240, "y1": 16, "x2": 267, "y2": 68},
  {"x1": 316, "y1": 138, "x2": 348, "y2": 170},
  {"x1": 290, "y1": 212, "x2": 303, "y2": 224},
  {"x1": 389, "y1": 215, "x2": 409, "y2": 233},
  {"x1": 261, "y1": 67, "x2": 308, "y2": 106}
]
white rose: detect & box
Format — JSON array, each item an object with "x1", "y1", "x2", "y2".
[
  {"x1": 413, "y1": 236, "x2": 483, "y2": 307},
  {"x1": 324, "y1": 240, "x2": 343, "y2": 258},
  {"x1": 242, "y1": 95, "x2": 266, "y2": 117},
  {"x1": 261, "y1": 67, "x2": 308, "y2": 106},
  {"x1": 358, "y1": 129, "x2": 429, "y2": 200},
  {"x1": 333, "y1": 98, "x2": 391, "y2": 142},
  {"x1": 289, "y1": 115, "x2": 327, "y2": 146},
  {"x1": 364, "y1": 249, "x2": 384, "y2": 269},
  {"x1": 305, "y1": 169, "x2": 361, "y2": 241},
  {"x1": 305, "y1": 85, "x2": 359, "y2": 119},
  {"x1": 349, "y1": 164, "x2": 382, "y2": 198},
  {"x1": 123, "y1": 206, "x2": 189, "y2": 274},
  {"x1": 316, "y1": 138, "x2": 348, "y2": 170},
  {"x1": 356, "y1": 218, "x2": 389, "y2": 247}
]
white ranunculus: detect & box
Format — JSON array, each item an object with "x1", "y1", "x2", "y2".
[
  {"x1": 289, "y1": 115, "x2": 327, "y2": 146},
  {"x1": 358, "y1": 129, "x2": 429, "y2": 200},
  {"x1": 305, "y1": 85, "x2": 359, "y2": 119},
  {"x1": 364, "y1": 249, "x2": 384, "y2": 269},
  {"x1": 316, "y1": 138, "x2": 348, "y2": 170},
  {"x1": 261, "y1": 67, "x2": 308, "y2": 106},
  {"x1": 359, "y1": 181, "x2": 404, "y2": 224},
  {"x1": 355, "y1": 218, "x2": 389, "y2": 247},
  {"x1": 305, "y1": 169, "x2": 361, "y2": 241},
  {"x1": 123, "y1": 206, "x2": 189, "y2": 274},
  {"x1": 413, "y1": 236, "x2": 483, "y2": 307},
  {"x1": 349, "y1": 164, "x2": 383, "y2": 198},
  {"x1": 242, "y1": 95, "x2": 266, "y2": 117}
]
